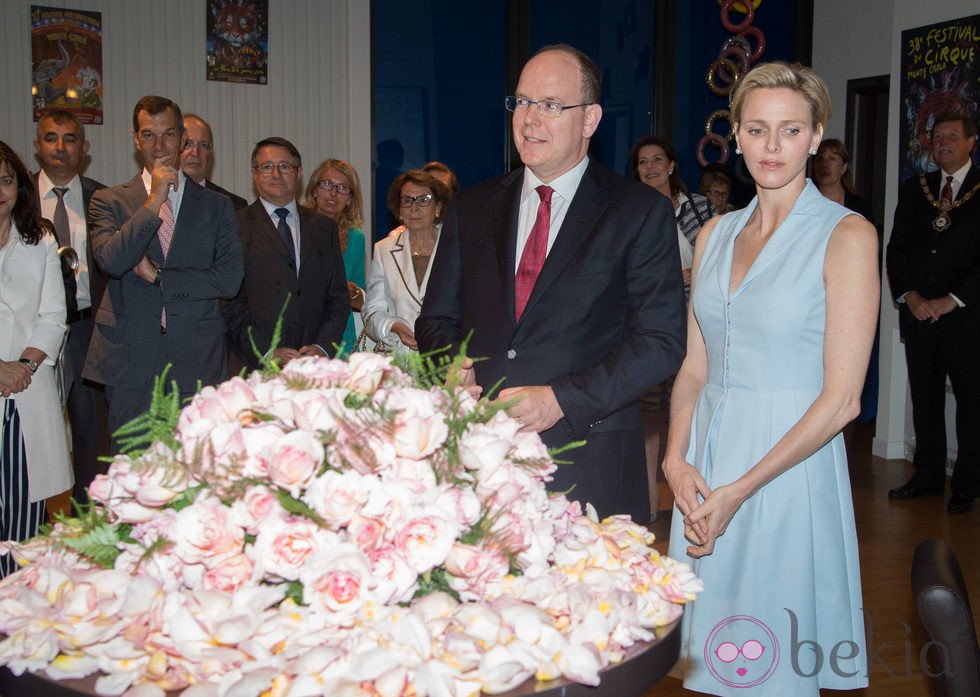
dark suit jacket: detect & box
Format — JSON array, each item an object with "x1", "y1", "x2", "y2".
[
  {"x1": 417, "y1": 159, "x2": 686, "y2": 518},
  {"x1": 32, "y1": 171, "x2": 108, "y2": 313},
  {"x1": 84, "y1": 175, "x2": 244, "y2": 392},
  {"x1": 223, "y1": 201, "x2": 349, "y2": 369},
  {"x1": 205, "y1": 179, "x2": 248, "y2": 211},
  {"x1": 886, "y1": 165, "x2": 980, "y2": 337}
]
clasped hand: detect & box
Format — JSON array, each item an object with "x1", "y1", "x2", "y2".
[
  {"x1": 906, "y1": 291, "x2": 957, "y2": 323},
  {"x1": 0, "y1": 360, "x2": 32, "y2": 398},
  {"x1": 662, "y1": 455, "x2": 743, "y2": 558}
]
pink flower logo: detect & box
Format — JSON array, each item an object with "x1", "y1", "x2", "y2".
[{"x1": 704, "y1": 615, "x2": 779, "y2": 688}]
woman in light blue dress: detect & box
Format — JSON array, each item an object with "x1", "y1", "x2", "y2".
[{"x1": 664, "y1": 63, "x2": 878, "y2": 696}]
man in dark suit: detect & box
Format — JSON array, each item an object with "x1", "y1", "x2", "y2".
[
  {"x1": 84, "y1": 96, "x2": 244, "y2": 449},
  {"x1": 886, "y1": 111, "x2": 980, "y2": 514},
  {"x1": 416, "y1": 45, "x2": 685, "y2": 520},
  {"x1": 32, "y1": 108, "x2": 108, "y2": 501},
  {"x1": 223, "y1": 137, "x2": 348, "y2": 369},
  {"x1": 180, "y1": 114, "x2": 248, "y2": 211}
]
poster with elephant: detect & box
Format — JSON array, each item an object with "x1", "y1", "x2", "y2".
[
  {"x1": 899, "y1": 13, "x2": 980, "y2": 181},
  {"x1": 206, "y1": 0, "x2": 268, "y2": 84},
  {"x1": 30, "y1": 5, "x2": 103, "y2": 124}
]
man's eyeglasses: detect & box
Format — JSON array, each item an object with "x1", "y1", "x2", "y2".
[
  {"x1": 400, "y1": 194, "x2": 434, "y2": 208},
  {"x1": 505, "y1": 96, "x2": 593, "y2": 118},
  {"x1": 317, "y1": 180, "x2": 351, "y2": 195},
  {"x1": 254, "y1": 162, "x2": 298, "y2": 176},
  {"x1": 183, "y1": 139, "x2": 213, "y2": 153}
]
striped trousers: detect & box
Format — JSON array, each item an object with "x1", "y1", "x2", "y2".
[{"x1": 0, "y1": 399, "x2": 47, "y2": 578}]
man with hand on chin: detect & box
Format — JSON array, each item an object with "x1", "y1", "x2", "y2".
[{"x1": 84, "y1": 96, "x2": 243, "y2": 450}]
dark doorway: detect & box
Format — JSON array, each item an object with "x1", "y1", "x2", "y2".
[{"x1": 845, "y1": 75, "x2": 889, "y2": 234}]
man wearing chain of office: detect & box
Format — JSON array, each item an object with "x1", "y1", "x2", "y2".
[{"x1": 886, "y1": 110, "x2": 980, "y2": 514}]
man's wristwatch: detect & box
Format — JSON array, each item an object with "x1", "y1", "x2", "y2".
[{"x1": 18, "y1": 358, "x2": 38, "y2": 374}]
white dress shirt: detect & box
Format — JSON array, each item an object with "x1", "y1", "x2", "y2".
[
  {"x1": 37, "y1": 170, "x2": 91, "y2": 309},
  {"x1": 514, "y1": 155, "x2": 590, "y2": 273}
]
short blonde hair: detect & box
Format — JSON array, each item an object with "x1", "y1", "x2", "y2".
[{"x1": 730, "y1": 61, "x2": 831, "y2": 129}]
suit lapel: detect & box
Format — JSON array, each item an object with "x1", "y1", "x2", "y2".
[
  {"x1": 247, "y1": 201, "x2": 294, "y2": 265},
  {"x1": 492, "y1": 171, "x2": 523, "y2": 323},
  {"x1": 389, "y1": 230, "x2": 422, "y2": 307},
  {"x1": 297, "y1": 207, "x2": 319, "y2": 280},
  {"x1": 955, "y1": 166, "x2": 980, "y2": 202}
]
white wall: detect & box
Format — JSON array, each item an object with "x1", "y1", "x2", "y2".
[
  {"x1": 0, "y1": 0, "x2": 372, "y2": 235},
  {"x1": 812, "y1": 0, "x2": 978, "y2": 461}
]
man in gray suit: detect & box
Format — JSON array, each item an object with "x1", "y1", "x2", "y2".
[
  {"x1": 32, "y1": 108, "x2": 107, "y2": 500},
  {"x1": 223, "y1": 137, "x2": 348, "y2": 369},
  {"x1": 84, "y1": 96, "x2": 243, "y2": 449}
]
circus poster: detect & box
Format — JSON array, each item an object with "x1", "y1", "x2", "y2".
[
  {"x1": 206, "y1": 0, "x2": 268, "y2": 84},
  {"x1": 899, "y1": 14, "x2": 980, "y2": 181},
  {"x1": 30, "y1": 5, "x2": 103, "y2": 124}
]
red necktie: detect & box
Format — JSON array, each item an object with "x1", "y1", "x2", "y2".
[
  {"x1": 941, "y1": 175, "x2": 953, "y2": 207},
  {"x1": 515, "y1": 185, "x2": 553, "y2": 321},
  {"x1": 159, "y1": 199, "x2": 174, "y2": 327}
]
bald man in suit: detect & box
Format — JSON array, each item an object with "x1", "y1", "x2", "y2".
[{"x1": 417, "y1": 45, "x2": 685, "y2": 519}]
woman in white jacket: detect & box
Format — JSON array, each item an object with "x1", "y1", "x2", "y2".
[
  {"x1": 0, "y1": 142, "x2": 71, "y2": 577},
  {"x1": 364, "y1": 170, "x2": 450, "y2": 353}
]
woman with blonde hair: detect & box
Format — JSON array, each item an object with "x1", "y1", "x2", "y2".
[
  {"x1": 664, "y1": 63, "x2": 877, "y2": 694},
  {"x1": 303, "y1": 158, "x2": 366, "y2": 355}
]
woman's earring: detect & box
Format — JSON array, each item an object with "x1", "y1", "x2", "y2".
[
  {"x1": 809, "y1": 149, "x2": 817, "y2": 156},
  {"x1": 735, "y1": 147, "x2": 742, "y2": 155}
]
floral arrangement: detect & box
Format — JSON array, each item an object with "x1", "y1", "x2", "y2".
[{"x1": 0, "y1": 352, "x2": 700, "y2": 696}]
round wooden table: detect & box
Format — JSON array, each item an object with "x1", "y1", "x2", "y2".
[{"x1": 0, "y1": 618, "x2": 680, "y2": 697}]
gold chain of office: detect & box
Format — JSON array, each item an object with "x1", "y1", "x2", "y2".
[{"x1": 919, "y1": 173, "x2": 980, "y2": 232}]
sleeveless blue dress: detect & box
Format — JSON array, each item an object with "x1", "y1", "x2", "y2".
[{"x1": 668, "y1": 182, "x2": 867, "y2": 695}]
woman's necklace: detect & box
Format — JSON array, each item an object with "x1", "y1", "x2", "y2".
[
  {"x1": 411, "y1": 228, "x2": 437, "y2": 256},
  {"x1": 919, "y1": 173, "x2": 980, "y2": 232}
]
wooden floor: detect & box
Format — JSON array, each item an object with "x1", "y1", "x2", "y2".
[{"x1": 643, "y1": 421, "x2": 979, "y2": 697}]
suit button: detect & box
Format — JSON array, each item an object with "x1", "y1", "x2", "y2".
[
  {"x1": 931, "y1": 249, "x2": 937, "y2": 254},
  {"x1": 297, "y1": 290, "x2": 303, "y2": 296},
  {"x1": 506, "y1": 349, "x2": 517, "y2": 359}
]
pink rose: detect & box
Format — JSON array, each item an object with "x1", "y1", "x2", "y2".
[
  {"x1": 231, "y1": 485, "x2": 282, "y2": 534},
  {"x1": 170, "y1": 496, "x2": 244, "y2": 566},
  {"x1": 445, "y1": 543, "x2": 510, "y2": 601},
  {"x1": 304, "y1": 469, "x2": 374, "y2": 528},
  {"x1": 202, "y1": 553, "x2": 255, "y2": 593},
  {"x1": 368, "y1": 545, "x2": 418, "y2": 604},
  {"x1": 266, "y1": 430, "x2": 323, "y2": 495},
  {"x1": 239, "y1": 423, "x2": 288, "y2": 478},
  {"x1": 281, "y1": 355, "x2": 352, "y2": 387},
  {"x1": 346, "y1": 515, "x2": 385, "y2": 553},
  {"x1": 300, "y1": 543, "x2": 374, "y2": 624},
  {"x1": 251, "y1": 514, "x2": 331, "y2": 581},
  {"x1": 290, "y1": 387, "x2": 350, "y2": 432},
  {"x1": 376, "y1": 386, "x2": 449, "y2": 460},
  {"x1": 87, "y1": 474, "x2": 111, "y2": 505},
  {"x1": 394, "y1": 515, "x2": 458, "y2": 575},
  {"x1": 345, "y1": 352, "x2": 392, "y2": 393}
]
